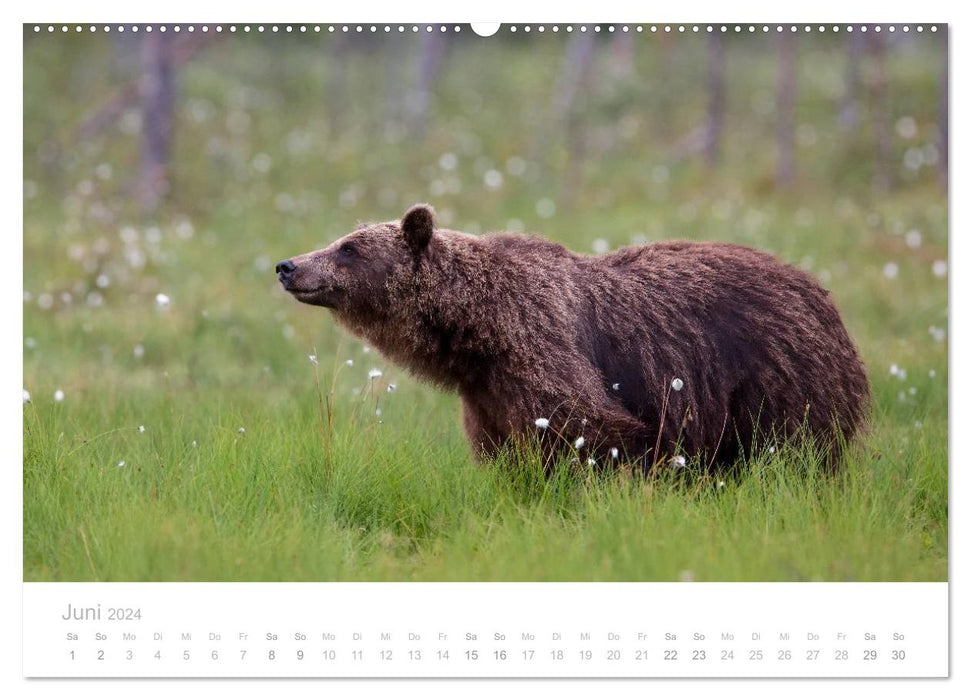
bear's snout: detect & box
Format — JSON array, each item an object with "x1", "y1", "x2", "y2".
[
  {"x1": 276, "y1": 259, "x2": 301, "y2": 290},
  {"x1": 276, "y1": 259, "x2": 296, "y2": 280},
  {"x1": 276, "y1": 254, "x2": 340, "y2": 308}
]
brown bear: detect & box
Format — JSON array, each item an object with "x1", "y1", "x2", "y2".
[{"x1": 277, "y1": 204, "x2": 870, "y2": 470}]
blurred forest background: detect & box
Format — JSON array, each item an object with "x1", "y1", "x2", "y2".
[
  {"x1": 23, "y1": 25, "x2": 949, "y2": 581},
  {"x1": 25, "y1": 24, "x2": 948, "y2": 214}
]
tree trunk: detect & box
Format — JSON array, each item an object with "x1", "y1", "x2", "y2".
[
  {"x1": 775, "y1": 32, "x2": 797, "y2": 188},
  {"x1": 384, "y1": 32, "x2": 405, "y2": 130},
  {"x1": 939, "y1": 27, "x2": 949, "y2": 187},
  {"x1": 553, "y1": 32, "x2": 597, "y2": 203},
  {"x1": 609, "y1": 30, "x2": 635, "y2": 79},
  {"x1": 654, "y1": 34, "x2": 675, "y2": 141},
  {"x1": 410, "y1": 27, "x2": 448, "y2": 135},
  {"x1": 839, "y1": 30, "x2": 865, "y2": 131},
  {"x1": 326, "y1": 37, "x2": 348, "y2": 136},
  {"x1": 868, "y1": 31, "x2": 892, "y2": 192},
  {"x1": 137, "y1": 32, "x2": 175, "y2": 214},
  {"x1": 551, "y1": 31, "x2": 597, "y2": 125},
  {"x1": 704, "y1": 33, "x2": 725, "y2": 166}
]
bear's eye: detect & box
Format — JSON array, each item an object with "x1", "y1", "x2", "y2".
[{"x1": 338, "y1": 243, "x2": 357, "y2": 257}]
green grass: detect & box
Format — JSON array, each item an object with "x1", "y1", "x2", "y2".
[{"x1": 23, "y1": 29, "x2": 947, "y2": 581}]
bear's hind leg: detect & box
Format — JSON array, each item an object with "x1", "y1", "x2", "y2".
[{"x1": 461, "y1": 399, "x2": 504, "y2": 461}]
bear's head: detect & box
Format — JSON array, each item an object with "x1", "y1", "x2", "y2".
[{"x1": 276, "y1": 204, "x2": 436, "y2": 319}]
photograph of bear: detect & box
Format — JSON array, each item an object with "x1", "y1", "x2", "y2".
[{"x1": 278, "y1": 204, "x2": 871, "y2": 470}]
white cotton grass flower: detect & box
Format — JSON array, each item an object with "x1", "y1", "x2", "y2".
[
  {"x1": 534, "y1": 418, "x2": 550, "y2": 430},
  {"x1": 439, "y1": 152, "x2": 458, "y2": 171},
  {"x1": 133, "y1": 343, "x2": 145, "y2": 359},
  {"x1": 483, "y1": 169, "x2": 504, "y2": 190},
  {"x1": 345, "y1": 359, "x2": 354, "y2": 367},
  {"x1": 155, "y1": 292, "x2": 171, "y2": 308},
  {"x1": 587, "y1": 457, "x2": 597, "y2": 466},
  {"x1": 883, "y1": 262, "x2": 899, "y2": 280},
  {"x1": 308, "y1": 354, "x2": 318, "y2": 365},
  {"x1": 237, "y1": 427, "x2": 246, "y2": 434},
  {"x1": 671, "y1": 455, "x2": 686, "y2": 468},
  {"x1": 117, "y1": 460, "x2": 126, "y2": 468},
  {"x1": 23, "y1": 389, "x2": 31, "y2": 404},
  {"x1": 932, "y1": 260, "x2": 947, "y2": 278},
  {"x1": 386, "y1": 383, "x2": 397, "y2": 393},
  {"x1": 717, "y1": 480, "x2": 726, "y2": 489},
  {"x1": 671, "y1": 377, "x2": 684, "y2": 392},
  {"x1": 890, "y1": 364, "x2": 907, "y2": 381},
  {"x1": 535, "y1": 198, "x2": 556, "y2": 219},
  {"x1": 54, "y1": 389, "x2": 65, "y2": 402},
  {"x1": 138, "y1": 425, "x2": 145, "y2": 433},
  {"x1": 506, "y1": 156, "x2": 527, "y2": 176},
  {"x1": 368, "y1": 368, "x2": 383, "y2": 380},
  {"x1": 574, "y1": 436, "x2": 585, "y2": 449},
  {"x1": 609, "y1": 447, "x2": 619, "y2": 460},
  {"x1": 895, "y1": 116, "x2": 917, "y2": 139}
]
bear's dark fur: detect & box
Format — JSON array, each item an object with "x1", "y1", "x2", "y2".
[{"x1": 278, "y1": 204, "x2": 870, "y2": 470}]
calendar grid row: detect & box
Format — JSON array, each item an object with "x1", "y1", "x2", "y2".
[
  {"x1": 60, "y1": 630, "x2": 913, "y2": 667},
  {"x1": 24, "y1": 582, "x2": 948, "y2": 677}
]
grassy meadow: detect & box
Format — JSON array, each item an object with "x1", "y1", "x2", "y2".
[{"x1": 23, "y1": 27, "x2": 947, "y2": 581}]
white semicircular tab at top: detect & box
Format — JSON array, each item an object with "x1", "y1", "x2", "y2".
[{"x1": 471, "y1": 23, "x2": 501, "y2": 37}]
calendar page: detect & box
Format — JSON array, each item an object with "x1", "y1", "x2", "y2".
[{"x1": 21, "y1": 15, "x2": 950, "y2": 682}]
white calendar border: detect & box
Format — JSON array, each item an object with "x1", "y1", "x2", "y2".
[{"x1": 6, "y1": 0, "x2": 964, "y2": 695}]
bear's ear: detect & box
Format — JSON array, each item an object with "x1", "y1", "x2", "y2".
[{"x1": 401, "y1": 204, "x2": 435, "y2": 255}]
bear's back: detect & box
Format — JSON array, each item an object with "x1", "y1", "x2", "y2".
[{"x1": 571, "y1": 240, "x2": 867, "y2": 456}]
